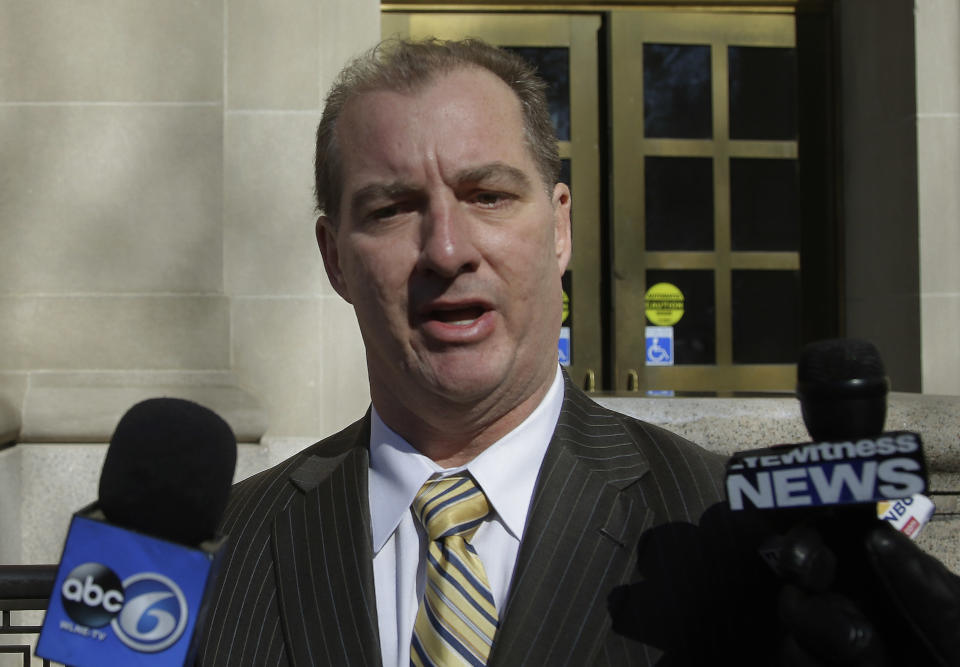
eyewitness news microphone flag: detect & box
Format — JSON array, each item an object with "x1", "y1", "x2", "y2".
[
  {"x1": 726, "y1": 431, "x2": 928, "y2": 512},
  {"x1": 726, "y1": 339, "x2": 933, "y2": 540},
  {"x1": 37, "y1": 398, "x2": 236, "y2": 667}
]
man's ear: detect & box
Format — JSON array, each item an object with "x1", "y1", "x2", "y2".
[
  {"x1": 316, "y1": 216, "x2": 352, "y2": 303},
  {"x1": 552, "y1": 182, "x2": 573, "y2": 274}
]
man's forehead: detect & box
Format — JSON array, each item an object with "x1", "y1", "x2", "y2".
[
  {"x1": 335, "y1": 69, "x2": 534, "y2": 191},
  {"x1": 338, "y1": 66, "x2": 523, "y2": 136},
  {"x1": 351, "y1": 64, "x2": 516, "y2": 107}
]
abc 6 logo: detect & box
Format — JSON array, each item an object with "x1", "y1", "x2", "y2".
[{"x1": 60, "y1": 562, "x2": 189, "y2": 652}]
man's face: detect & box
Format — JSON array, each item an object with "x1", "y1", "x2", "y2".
[{"x1": 317, "y1": 67, "x2": 571, "y2": 429}]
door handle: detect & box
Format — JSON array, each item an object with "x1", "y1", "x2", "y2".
[{"x1": 583, "y1": 370, "x2": 596, "y2": 392}]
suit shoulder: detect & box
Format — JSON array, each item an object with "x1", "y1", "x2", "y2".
[
  {"x1": 559, "y1": 384, "x2": 728, "y2": 508},
  {"x1": 219, "y1": 415, "x2": 369, "y2": 535},
  {"x1": 613, "y1": 410, "x2": 727, "y2": 501},
  {"x1": 620, "y1": 415, "x2": 727, "y2": 473},
  {"x1": 563, "y1": 383, "x2": 726, "y2": 466}
]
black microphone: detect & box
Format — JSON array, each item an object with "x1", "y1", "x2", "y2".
[
  {"x1": 38, "y1": 398, "x2": 237, "y2": 667},
  {"x1": 797, "y1": 339, "x2": 933, "y2": 537},
  {"x1": 726, "y1": 339, "x2": 948, "y2": 665},
  {"x1": 726, "y1": 339, "x2": 926, "y2": 590},
  {"x1": 99, "y1": 397, "x2": 237, "y2": 546},
  {"x1": 796, "y1": 337, "x2": 888, "y2": 442},
  {"x1": 726, "y1": 338, "x2": 927, "y2": 518}
]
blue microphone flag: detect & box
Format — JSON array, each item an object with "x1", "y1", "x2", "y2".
[
  {"x1": 726, "y1": 431, "x2": 928, "y2": 512},
  {"x1": 37, "y1": 512, "x2": 223, "y2": 667}
]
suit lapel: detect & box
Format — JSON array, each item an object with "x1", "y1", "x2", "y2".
[
  {"x1": 271, "y1": 419, "x2": 383, "y2": 667},
  {"x1": 489, "y1": 382, "x2": 654, "y2": 666}
]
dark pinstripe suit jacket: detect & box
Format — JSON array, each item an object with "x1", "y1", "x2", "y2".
[{"x1": 197, "y1": 375, "x2": 777, "y2": 666}]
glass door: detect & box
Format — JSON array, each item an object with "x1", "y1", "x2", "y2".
[{"x1": 610, "y1": 10, "x2": 802, "y2": 393}]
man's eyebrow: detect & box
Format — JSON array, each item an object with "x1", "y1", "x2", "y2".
[
  {"x1": 349, "y1": 163, "x2": 534, "y2": 212},
  {"x1": 454, "y1": 163, "x2": 533, "y2": 190},
  {"x1": 349, "y1": 181, "x2": 420, "y2": 212}
]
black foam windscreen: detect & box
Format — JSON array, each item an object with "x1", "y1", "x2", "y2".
[
  {"x1": 98, "y1": 398, "x2": 237, "y2": 546},
  {"x1": 797, "y1": 338, "x2": 885, "y2": 387},
  {"x1": 796, "y1": 338, "x2": 889, "y2": 442}
]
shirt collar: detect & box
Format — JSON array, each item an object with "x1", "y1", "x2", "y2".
[{"x1": 368, "y1": 366, "x2": 565, "y2": 552}]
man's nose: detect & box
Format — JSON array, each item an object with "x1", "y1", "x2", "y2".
[{"x1": 417, "y1": 196, "x2": 480, "y2": 278}]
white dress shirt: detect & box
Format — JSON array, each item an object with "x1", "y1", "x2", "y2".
[{"x1": 368, "y1": 366, "x2": 565, "y2": 667}]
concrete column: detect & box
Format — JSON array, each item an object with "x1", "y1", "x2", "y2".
[{"x1": 915, "y1": 0, "x2": 960, "y2": 395}]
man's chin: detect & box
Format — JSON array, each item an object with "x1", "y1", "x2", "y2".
[
  {"x1": 425, "y1": 370, "x2": 506, "y2": 405},
  {"x1": 414, "y1": 355, "x2": 514, "y2": 403},
  {"x1": 421, "y1": 356, "x2": 552, "y2": 410}
]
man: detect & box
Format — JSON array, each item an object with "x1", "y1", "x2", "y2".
[{"x1": 198, "y1": 39, "x2": 959, "y2": 666}]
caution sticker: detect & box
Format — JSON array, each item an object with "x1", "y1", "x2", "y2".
[{"x1": 645, "y1": 282, "x2": 684, "y2": 326}]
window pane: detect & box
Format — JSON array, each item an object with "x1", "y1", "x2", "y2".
[
  {"x1": 729, "y1": 46, "x2": 797, "y2": 140},
  {"x1": 645, "y1": 156, "x2": 714, "y2": 251},
  {"x1": 730, "y1": 158, "x2": 799, "y2": 251},
  {"x1": 732, "y1": 270, "x2": 800, "y2": 363},
  {"x1": 644, "y1": 43, "x2": 712, "y2": 139},
  {"x1": 646, "y1": 269, "x2": 715, "y2": 364},
  {"x1": 504, "y1": 46, "x2": 570, "y2": 141}
]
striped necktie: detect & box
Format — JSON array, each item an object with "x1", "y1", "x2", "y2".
[{"x1": 410, "y1": 475, "x2": 499, "y2": 666}]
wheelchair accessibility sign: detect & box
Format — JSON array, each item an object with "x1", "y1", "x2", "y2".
[{"x1": 645, "y1": 326, "x2": 674, "y2": 366}]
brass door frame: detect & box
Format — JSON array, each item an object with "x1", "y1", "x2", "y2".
[
  {"x1": 610, "y1": 10, "x2": 798, "y2": 393},
  {"x1": 382, "y1": 12, "x2": 605, "y2": 391},
  {"x1": 385, "y1": 2, "x2": 816, "y2": 9}
]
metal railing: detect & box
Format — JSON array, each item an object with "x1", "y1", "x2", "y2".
[{"x1": 0, "y1": 565, "x2": 56, "y2": 667}]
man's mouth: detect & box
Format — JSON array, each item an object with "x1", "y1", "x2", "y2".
[{"x1": 428, "y1": 305, "x2": 487, "y2": 325}]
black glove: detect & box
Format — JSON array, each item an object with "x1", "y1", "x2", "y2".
[
  {"x1": 865, "y1": 526, "x2": 960, "y2": 665},
  {"x1": 775, "y1": 522, "x2": 960, "y2": 666}
]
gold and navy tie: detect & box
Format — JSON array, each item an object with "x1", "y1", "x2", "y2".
[{"x1": 410, "y1": 475, "x2": 499, "y2": 666}]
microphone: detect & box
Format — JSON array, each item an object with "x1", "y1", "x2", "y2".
[
  {"x1": 37, "y1": 398, "x2": 237, "y2": 667},
  {"x1": 726, "y1": 339, "x2": 928, "y2": 520},
  {"x1": 725, "y1": 338, "x2": 945, "y2": 664},
  {"x1": 98, "y1": 397, "x2": 236, "y2": 546},
  {"x1": 796, "y1": 337, "x2": 888, "y2": 441},
  {"x1": 798, "y1": 338, "x2": 935, "y2": 537}
]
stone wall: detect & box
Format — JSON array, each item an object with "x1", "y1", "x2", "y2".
[
  {"x1": 0, "y1": 0, "x2": 378, "y2": 456},
  {"x1": 915, "y1": 0, "x2": 960, "y2": 395},
  {"x1": 1, "y1": 391, "x2": 956, "y2": 572}
]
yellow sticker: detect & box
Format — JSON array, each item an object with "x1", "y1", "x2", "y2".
[
  {"x1": 645, "y1": 282, "x2": 684, "y2": 326},
  {"x1": 562, "y1": 289, "x2": 570, "y2": 323}
]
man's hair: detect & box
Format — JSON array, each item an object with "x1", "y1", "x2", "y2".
[{"x1": 314, "y1": 38, "x2": 560, "y2": 221}]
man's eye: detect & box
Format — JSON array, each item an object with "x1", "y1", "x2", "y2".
[
  {"x1": 372, "y1": 205, "x2": 399, "y2": 219},
  {"x1": 473, "y1": 191, "x2": 510, "y2": 208},
  {"x1": 369, "y1": 203, "x2": 410, "y2": 220}
]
